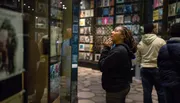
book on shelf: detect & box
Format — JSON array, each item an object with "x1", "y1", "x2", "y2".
[
  {"x1": 158, "y1": 8, "x2": 163, "y2": 20},
  {"x1": 158, "y1": 0, "x2": 163, "y2": 7},
  {"x1": 102, "y1": 17, "x2": 109, "y2": 25},
  {"x1": 84, "y1": 27, "x2": 91, "y2": 34},
  {"x1": 80, "y1": 27, "x2": 85, "y2": 34},
  {"x1": 108, "y1": 17, "x2": 114, "y2": 25},
  {"x1": 96, "y1": 27, "x2": 102, "y2": 34},
  {"x1": 85, "y1": 36, "x2": 90, "y2": 43},
  {"x1": 110, "y1": 7, "x2": 114, "y2": 15},
  {"x1": 103, "y1": 8, "x2": 110, "y2": 16},
  {"x1": 153, "y1": 10, "x2": 159, "y2": 21},
  {"x1": 168, "y1": 3, "x2": 176, "y2": 17},
  {"x1": 116, "y1": 0, "x2": 124, "y2": 3},
  {"x1": 116, "y1": 5, "x2": 124, "y2": 14},
  {"x1": 103, "y1": 0, "x2": 110, "y2": 7},
  {"x1": 131, "y1": 25, "x2": 139, "y2": 35},
  {"x1": 97, "y1": 17, "x2": 102, "y2": 25},
  {"x1": 177, "y1": 2, "x2": 180, "y2": 15},
  {"x1": 85, "y1": 10, "x2": 91, "y2": 17},
  {"x1": 90, "y1": 0, "x2": 94, "y2": 8},
  {"x1": 132, "y1": 14, "x2": 140, "y2": 23},
  {"x1": 79, "y1": 44, "x2": 85, "y2": 51},
  {"x1": 80, "y1": 10, "x2": 85, "y2": 18},
  {"x1": 95, "y1": 54, "x2": 101, "y2": 62},
  {"x1": 153, "y1": 0, "x2": 159, "y2": 8},
  {"x1": 85, "y1": 53, "x2": 93, "y2": 60},
  {"x1": 110, "y1": 0, "x2": 114, "y2": 6},
  {"x1": 124, "y1": 15, "x2": 132, "y2": 23},
  {"x1": 89, "y1": 36, "x2": 93, "y2": 43},
  {"x1": 124, "y1": 25, "x2": 132, "y2": 31},
  {"x1": 124, "y1": 4, "x2": 132, "y2": 14},
  {"x1": 85, "y1": 18, "x2": 92, "y2": 26},
  {"x1": 79, "y1": 52, "x2": 85, "y2": 60},
  {"x1": 116, "y1": 15, "x2": 124, "y2": 24},
  {"x1": 90, "y1": 9, "x2": 94, "y2": 16},
  {"x1": 80, "y1": 36, "x2": 86, "y2": 43},
  {"x1": 132, "y1": 3, "x2": 139, "y2": 12}
]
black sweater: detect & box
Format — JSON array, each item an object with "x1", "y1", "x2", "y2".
[{"x1": 98, "y1": 44, "x2": 133, "y2": 92}]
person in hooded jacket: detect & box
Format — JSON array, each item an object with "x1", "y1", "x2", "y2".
[
  {"x1": 157, "y1": 23, "x2": 180, "y2": 103},
  {"x1": 98, "y1": 25, "x2": 137, "y2": 103},
  {"x1": 136, "y1": 24, "x2": 166, "y2": 103}
]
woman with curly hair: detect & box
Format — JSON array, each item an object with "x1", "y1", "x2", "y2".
[{"x1": 98, "y1": 25, "x2": 137, "y2": 103}]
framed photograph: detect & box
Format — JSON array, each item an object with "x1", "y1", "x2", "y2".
[
  {"x1": 0, "y1": 8, "x2": 24, "y2": 81},
  {"x1": 79, "y1": 19, "x2": 85, "y2": 26},
  {"x1": 35, "y1": 17, "x2": 47, "y2": 29},
  {"x1": 79, "y1": 52, "x2": 85, "y2": 60}
]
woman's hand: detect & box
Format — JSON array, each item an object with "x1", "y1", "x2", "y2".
[{"x1": 103, "y1": 37, "x2": 113, "y2": 47}]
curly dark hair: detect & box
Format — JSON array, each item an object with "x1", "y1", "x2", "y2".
[
  {"x1": 0, "y1": 19, "x2": 17, "y2": 73},
  {"x1": 116, "y1": 25, "x2": 137, "y2": 53}
]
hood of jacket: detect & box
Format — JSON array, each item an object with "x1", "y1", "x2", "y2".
[
  {"x1": 142, "y1": 34, "x2": 157, "y2": 45},
  {"x1": 119, "y1": 43, "x2": 135, "y2": 59}
]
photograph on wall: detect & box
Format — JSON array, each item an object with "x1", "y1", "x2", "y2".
[
  {"x1": 168, "y1": 3, "x2": 176, "y2": 17},
  {"x1": 116, "y1": 15, "x2": 124, "y2": 24},
  {"x1": 79, "y1": 36, "x2": 86, "y2": 43},
  {"x1": 80, "y1": 27, "x2": 84, "y2": 34},
  {"x1": 132, "y1": 14, "x2": 140, "y2": 23},
  {"x1": 79, "y1": 19, "x2": 85, "y2": 26},
  {"x1": 79, "y1": 52, "x2": 85, "y2": 60},
  {"x1": 85, "y1": 53, "x2": 93, "y2": 60},
  {"x1": 116, "y1": 5, "x2": 124, "y2": 14},
  {"x1": 79, "y1": 44, "x2": 85, "y2": 51},
  {"x1": 50, "y1": 63, "x2": 60, "y2": 103},
  {"x1": 0, "y1": 8, "x2": 24, "y2": 81},
  {"x1": 35, "y1": 17, "x2": 47, "y2": 29}
]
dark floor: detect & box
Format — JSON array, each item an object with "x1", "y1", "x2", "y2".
[{"x1": 78, "y1": 66, "x2": 158, "y2": 103}]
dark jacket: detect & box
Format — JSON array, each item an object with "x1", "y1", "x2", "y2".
[
  {"x1": 157, "y1": 38, "x2": 180, "y2": 87},
  {"x1": 98, "y1": 44, "x2": 134, "y2": 92}
]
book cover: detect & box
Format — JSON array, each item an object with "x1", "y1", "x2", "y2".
[
  {"x1": 80, "y1": 10, "x2": 85, "y2": 18},
  {"x1": 85, "y1": 18, "x2": 92, "y2": 26},
  {"x1": 132, "y1": 4, "x2": 139, "y2": 12},
  {"x1": 158, "y1": 8, "x2": 163, "y2": 20},
  {"x1": 79, "y1": 19, "x2": 85, "y2": 26},
  {"x1": 108, "y1": 17, "x2": 114, "y2": 25},
  {"x1": 89, "y1": 36, "x2": 93, "y2": 43},
  {"x1": 103, "y1": 0, "x2": 110, "y2": 7},
  {"x1": 168, "y1": 3, "x2": 176, "y2": 17},
  {"x1": 132, "y1": 14, "x2": 140, "y2": 23},
  {"x1": 124, "y1": 15, "x2": 131, "y2": 23},
  {"x1": 84, "y1": 44, "x2": 90, "y2": 51},
  {"x1": 90, "y1": 0, "x2": 94, "y2": 8},
  {"x1": 90, "y1": 9, "x2": 94, "y2": 17},
  {"x1": 110, "y1": 7, "x2": 114, "y2": 15},
  {"x1": 110, "y1": 0, "x2": 114, "y2": 6},
  {"x1": 85, "y1": 53, "x2": 93, "y2": 60},
  {"x1": 101, "y1": 27, "x2": 106, "y2": 35},
  {"x1": 103, "y1": 8, "x2": 110, "y2": 16},
  {"x1": 96, "y1": 27, "x2": 102, "y2": 34},
  {"x1": 95, "y1": 54, "x2": 101, "y2": 62},
  {"x1": 153, "y1": 10, "x2": 159, "y2": 21},
  {"x1": 80, "y1": 36, "x2": 86, "y2": 43},
  {"x1": 80, "y1": 27, "x2": 84, "y2": 34},
  {"x1": 116, "y1": 5, "x2": 124, "y2": 14},
  {"x1": 85, "y1": 36, "x2": 90, "y2": 43},
  {"x1": 102, "y1": 17, "x2": 109, "y2": 25},
  {"x1": 131, "y1": 25, "x2": 139, "y2": 35},
  {"x1": 84, "y1": 27, "x2": 88, "y2": 34},
  {"x1": 85, "y1": 10, "x2": 91, "y2": 17},
  {"x1": 116, "y1": 15, "x2": 124, "y2": 24},
  {"x1": 79, "y1": 52, "x2": 85, "y2": 60},
  {"x1": 154, "y1": 0, "x2": 159, "y2": 8},
  {"x1": 177, "y1": 2, "x2": 180, "y2": 15},
  {"x1": 158, "y1": 0, "x2": 163, "y2": 7},
  {"x1": 124, "y1": 4, "x2": 132, "y2": 14},
  {"x1": 79, "y1": 44, "x2": 85, "y2": 51},
  {"x1": 116, "y1": 0, "x2": 124, "y2": 3}
]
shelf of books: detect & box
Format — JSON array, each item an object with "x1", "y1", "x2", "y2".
[
  {"x1": 79, "y1": 0, "x2": 94, "y2": 62},
  {"x1": 115, "y1": 0, "x2": 141, "y2": 36},
  {"x1": 167, "y1": 0, "x2": 180, "y2": 29},
  {"x1": 94, "y1": 0, "x2": 114, "y2": 62},
  {"x1": 153, "y1": 0, "x2": 163, "y2": 34}
]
